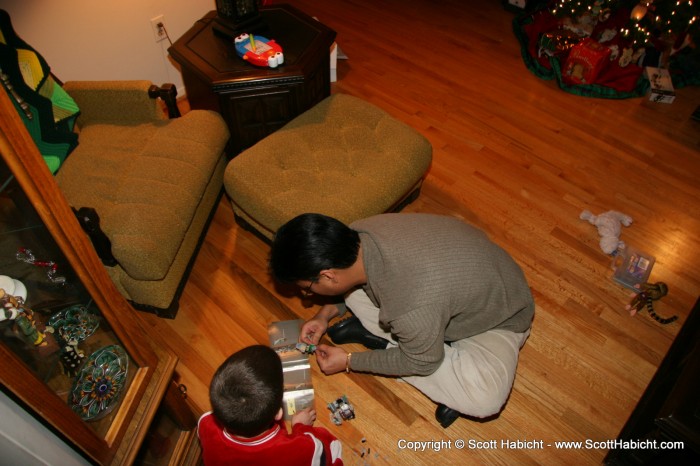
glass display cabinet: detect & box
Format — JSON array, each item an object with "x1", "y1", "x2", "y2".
[{"x1": 0, "y1": 86, "x2": 187, "y2": 464}]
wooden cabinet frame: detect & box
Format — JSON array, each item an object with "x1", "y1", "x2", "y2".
[{"x1": 0, "y1": 86, "x2": 178, "y2": 464}]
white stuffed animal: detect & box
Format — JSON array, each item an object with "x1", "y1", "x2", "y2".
[{"x1": 580, "y1": 209, "x2": 633, "y2": 254}]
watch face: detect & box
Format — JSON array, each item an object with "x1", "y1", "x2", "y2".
[{"x1": 217, "y1": 0, "x2": 258, "y2": 20}]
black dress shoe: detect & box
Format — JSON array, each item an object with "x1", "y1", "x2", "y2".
[
  {"x1": 327, "y1": 315, "x2": 389, "y2": 350},
  {"x1": 435, "y1": 404, "x2": 461, "y2": 428}
]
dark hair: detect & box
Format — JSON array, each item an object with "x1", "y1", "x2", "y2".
[
  {"x1": 209, "y1": 345, "x2": 283, "y2": 437},
  {"x1": 269, "y1": 213, "x2": 361, "y2": 284}
]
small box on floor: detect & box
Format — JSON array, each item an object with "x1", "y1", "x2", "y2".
[
  {"x1": 611, "y1": 245, "x2": 655, "y2": 291},
  {"x1": 645, "y1": 67, "x2": 675, "y2": 103},
  {"x1": 268, "y1": 319, "x2": 314, "y2": 420}
]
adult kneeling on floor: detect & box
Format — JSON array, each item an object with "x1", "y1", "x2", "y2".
[{"x1": 268, "y1": 212, "x2": 535, "y2": 428}]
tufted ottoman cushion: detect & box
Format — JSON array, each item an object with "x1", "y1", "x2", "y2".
[{"x1": 224, "y1": 93, "x2": 432, "y2": 241}]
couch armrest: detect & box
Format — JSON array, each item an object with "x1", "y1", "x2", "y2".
[
  {"x1": 148, "y1": 83, "x2": 181, "y2": 119},
  {"x1": 63, "y1": 80, "x2": 166, "y2": 126}
]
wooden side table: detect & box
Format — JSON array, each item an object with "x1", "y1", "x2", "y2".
[{"x1": 169, "y1": 5, "x2": 336, "y2": 154}]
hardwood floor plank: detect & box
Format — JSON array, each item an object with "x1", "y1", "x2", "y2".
[{"x1": 148, "y1": 0, "x2": 700, "y2": 463}]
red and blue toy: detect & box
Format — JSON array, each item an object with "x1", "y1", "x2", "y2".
[{"x1": 234, "y1": 33, "x2": 284, "y2": 68}]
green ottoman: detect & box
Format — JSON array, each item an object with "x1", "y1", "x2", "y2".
[{"x1": 224, "y1": 93, "x2": 432, "y2": 242}]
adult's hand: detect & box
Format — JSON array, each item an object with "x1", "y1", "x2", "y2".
[
  {"x1": 300, "y1": 304, "x2": 340, "y2": 344},
  {"x1": 315, "y1": 344, "x2": 349, "y2": 375},
  {"x1": 300, "y1": 318, "x2": 327, "y2": 345}
]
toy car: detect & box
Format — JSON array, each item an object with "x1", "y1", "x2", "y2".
[
  {"x1": 234, "y1": 33, "x2": 284, "y2": 68},
  {"x1": 328, "y1": 395, "x2": 355, "y2": 425}
]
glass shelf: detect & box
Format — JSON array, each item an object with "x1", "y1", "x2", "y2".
[{"x1": 1, "y1": 164, "x2": 138, "y2": 440}]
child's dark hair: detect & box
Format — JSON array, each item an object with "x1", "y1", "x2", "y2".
[{"x1": 210, "y1": 345, "x2": 283, "y2": 437}]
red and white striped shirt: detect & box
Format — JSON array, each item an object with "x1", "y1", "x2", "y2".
[{"x1": 198, "y1": 412, "x2": 343, "y2": 466}]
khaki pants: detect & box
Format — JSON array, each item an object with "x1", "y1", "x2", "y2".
[{"x1": 345, "y1": 289, "x2": 530, "y2": 418}]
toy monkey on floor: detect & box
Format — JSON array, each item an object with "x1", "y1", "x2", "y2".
[{"x1": 626, "y1": 282, "x2": 678, "y2": 324}]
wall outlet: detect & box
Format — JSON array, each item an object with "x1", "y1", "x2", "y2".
[{"x1": 150, "y1": 15, "x2": 166, "y2": 42}]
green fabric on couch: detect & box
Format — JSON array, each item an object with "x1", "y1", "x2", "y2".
[
  {"x1": 55, "y1": 89, "x2": 230, "y2": 311},
  {"x1": 0, "y1": 9, "x2": 79, "y2": 173}
]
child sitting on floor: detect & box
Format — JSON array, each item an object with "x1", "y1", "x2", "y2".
[{"x1": 198, "y1": 345, "x2": 343, "y2": 465}]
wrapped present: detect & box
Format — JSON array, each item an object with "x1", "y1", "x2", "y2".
[{"x1": 562, "y1": 38, "x2": 611, "y2": 85}]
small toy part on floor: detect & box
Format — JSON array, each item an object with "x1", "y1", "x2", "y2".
[
  {"x1": 580, "y1": 209, "x2": 633, "y2": 255},
  {"x1": 328, "y1": 395, "x2": 355, "y2": 425}
]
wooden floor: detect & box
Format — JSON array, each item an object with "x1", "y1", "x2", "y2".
[{"x1": 139, "y1": 1, "x2": 700, "y2": 464}]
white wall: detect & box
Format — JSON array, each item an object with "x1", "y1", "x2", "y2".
[
  {"x1": 0, "y1": 0, "x2": 216, "y2": 95},
  {"x1": 1, "y1": 390, "x2": 91, "y2": 465}
]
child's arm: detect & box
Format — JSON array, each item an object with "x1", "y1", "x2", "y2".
[{"x1": 291, "y1": 407, "x2": 317, "y2": 426}]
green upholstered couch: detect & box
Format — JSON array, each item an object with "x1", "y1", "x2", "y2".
[
  {"x1": 55, "y1": 81, "x2": 229, "y2": 317},
  {"x1": 0, "y1": 9, "x2": 229, "y2": 317}
]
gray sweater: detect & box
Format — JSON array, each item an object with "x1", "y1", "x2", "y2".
[{"x1": 347, "y1": 213, "x2": 534, "y2": 376}]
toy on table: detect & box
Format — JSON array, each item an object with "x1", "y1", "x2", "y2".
[
  {"x1": 328, "y1": 395, "x2": 355, "y2": 425},
  {"x1": 580, "y1": 209, "x2": 633, "y2": 255},
  {"x1": 234, "y1": 33, "x2": 284, "y2": 68}
]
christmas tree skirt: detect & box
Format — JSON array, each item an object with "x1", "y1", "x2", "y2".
[{"x1": 513, "y1": 6, "x2": 699, "y2": 99}]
